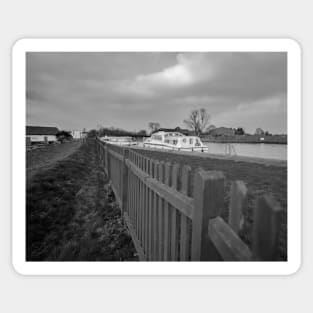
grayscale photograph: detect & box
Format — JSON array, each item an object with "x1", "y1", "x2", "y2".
[{"x1": 26, "y1": 51, "x2": 287, "y2": 262}]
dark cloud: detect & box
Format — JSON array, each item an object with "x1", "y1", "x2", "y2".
[{"x1": 26, "y1": 52, "x2": 287, "y2": 133}]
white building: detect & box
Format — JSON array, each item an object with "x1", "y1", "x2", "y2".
[
  {"x1": 26, "y1": 126, "x2": 59, "y2": 144},
  {"x1": 70, "y1": 130, "x2": 83, "y2": 139}
]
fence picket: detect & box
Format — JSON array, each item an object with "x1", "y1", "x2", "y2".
[
  {"x1": 170, "y1": 163, "x2": 180, "y2": 261},
  {"x1": 153, "y1": 161, "x2": 159, "y2": 260},
  {"x1": 139, "y1": 154, "x2": 144, "y2": 245},
  {"x1": 107, "y1": 146, "x2": 111, "y2": 179},
  {"x1": 163, "y1": 162, "x2": 172, "y2": 261},
  {"x1": 146, "y1": 157, "x2": 150, "y2": 258},
  {"x1": 128, "y1": 166, "x2": 132, "y2": 222},
  {"x1": 136, "y1": 157, "x2": 139, "y2": 240},
  {"x1": 132, "y1": 162, "x2": 136, "y2": 227},
  {"x1": 130, "y1": 168, "x2": 133, "y2": 225},
  {"x1": 135, "y1": 153, "x2": 139, "y2": 240},
  {"x1": 229, "y1": 180, "x2": 247, "y2": 234},
  {"x1": 191, "y1": 170, "x2": 224, "y2": 261},
  {"x1": 180, "y1": 165, "x2": 191, "y2": 261},
  {"x1": 142, "y1": 157, "x2": 148, "y2": 256},
  {"x1": 252, "y1": 195, "x2": 283, "y2": 261},
  {"x1": 158, "y1": 162, "x2": 165, "y2": 261},
  {"x1": 148, "y1": 159, "x2": 153, "y2": 260}
]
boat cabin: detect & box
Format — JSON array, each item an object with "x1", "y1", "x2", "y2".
[{"x1": 144, "y1": 131, "x2": 208, "y2": 152}]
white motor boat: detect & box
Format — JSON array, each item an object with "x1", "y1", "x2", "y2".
[
  {"x1": 100, "y1": 136, "x2": 137, "y2": 146},
  {"x1": 143, "y1": 131, "x2": 208, "y2": 152}
]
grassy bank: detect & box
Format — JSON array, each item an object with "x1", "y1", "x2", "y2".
[
  {"x1": 26, "y1": 140, "x2": 137, "y2": 261},
  {"x1": 129, "y1": 147, "x2": 287, "y2": 260}
]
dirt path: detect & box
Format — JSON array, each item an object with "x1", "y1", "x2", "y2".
[{"x1": 26, "y1": 141, "x2": 81, "y2": 183}]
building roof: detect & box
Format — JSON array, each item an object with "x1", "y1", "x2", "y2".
[{"x1": 26, "y1": 126, "x2": 59, "y2": 136}]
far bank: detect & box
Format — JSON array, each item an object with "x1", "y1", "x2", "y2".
[{"x1": 202, "y1": 134, "x2": 287, "y2": 144}]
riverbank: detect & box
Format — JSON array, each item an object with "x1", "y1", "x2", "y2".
[{"x1": 202, "y1": 134, "x2": 287, "y2": 144}]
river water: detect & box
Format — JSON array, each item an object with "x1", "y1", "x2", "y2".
[{"x1": 205, "y1": 142, "x2": 287, "y2": 160}]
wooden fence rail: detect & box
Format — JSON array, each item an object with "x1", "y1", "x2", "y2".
[{"x1": 95, "y1": 138, "x2": 283, "y2": 261}]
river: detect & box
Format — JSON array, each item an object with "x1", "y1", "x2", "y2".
[{"x1": 205, "y1": 142, "x2": 287, "y2": 160}]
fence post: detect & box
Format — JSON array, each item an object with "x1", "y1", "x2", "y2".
[
  {"x1": 252, "y1": 195, "x2": 283, "y2": 261},
  {"x1": 106, "y1": 145, "x2": 111, "y2": 179},
  {"x1": 121, "y1": 148, "x2": 129, "y2": 216},
  {"x1": 180, "y1": 165, "x2": 191, "y2": 261},
  {"x1": 229, "y1": 180, "x2": 247, "y2": 234},
  {"x1": 100, "y1": 141, "x2": 103, "y2": 164},
  {"x1": 191, "y1": 170, "x2": 224, "y2": 261},
  {"x1": 163, "y1": 162, "x2": 172, "y2": 261},
  {"x1": 170, "y1": 163, "x2": 180, "y2": 261}
]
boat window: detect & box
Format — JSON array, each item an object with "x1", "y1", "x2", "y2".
[
  {"x1": 173, "y1": 139, "x2": 178, "y2": 145},
  {"x1": 189, "y1": 138, "x2": 193, "y2": 144},
  {"x1": 182, "y1": 138, "x2": 186, "y2": 143},
  {"x1": 152, "y1": 135, "x2": 162, "y2": 141}
]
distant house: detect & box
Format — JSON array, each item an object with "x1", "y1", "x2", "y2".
[
  {"x1": 70, "y1": 130, "x2": 83, "y2": 139},
  {"x1": 26, "y1": 126, "x2": 59, "y2": 144},
  {"x1": 208, "y1": 127, "x2": 235, "y2": 136}
]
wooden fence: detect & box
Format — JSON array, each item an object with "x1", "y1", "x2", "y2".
[{"x1": 96, "y1": 138, "x2": 284, "y2": 261}]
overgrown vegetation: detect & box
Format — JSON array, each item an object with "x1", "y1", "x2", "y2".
[{"x1": 26, "y1": 140, "x2": 137, "y2": 261}]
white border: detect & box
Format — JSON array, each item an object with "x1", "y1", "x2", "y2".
[{"x1": 12, "y1": 39, "x2": 301, "y2": 275}]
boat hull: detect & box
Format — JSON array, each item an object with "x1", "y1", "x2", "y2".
[{"x1": 143, "y1": 142, "x2": 208, "y2": 152}]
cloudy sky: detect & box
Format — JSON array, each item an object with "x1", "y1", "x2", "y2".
[{"x1": 26, "y1": 52, "x2": 287, "y2": 134}]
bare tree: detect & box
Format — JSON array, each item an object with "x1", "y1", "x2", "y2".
[
  {"x1": 148, "y1": 122, "x2": 160, "y2": 134},
  {"x1": 255, "y1": 128, "x2": 264, "y2": 135},
  {"x1": 183, "y1": 108, "x2": 210, "y2": 136}
]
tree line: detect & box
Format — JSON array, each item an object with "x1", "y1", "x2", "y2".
[
  {"x1": 87, "y1": 108, "x2": 273, "y2": 138},
  {"x1": 88, "y1": 127, "x2": 147, "y2": 138}
]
